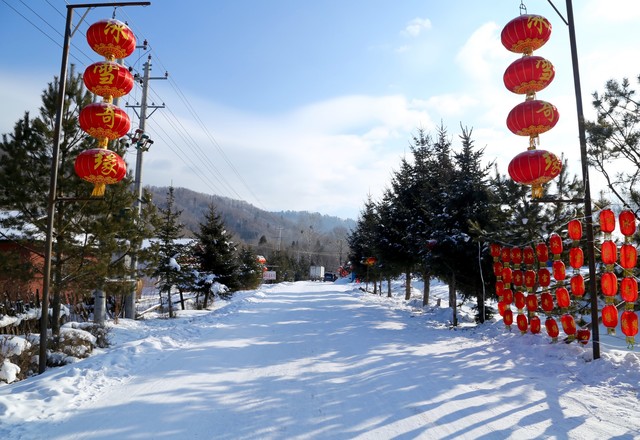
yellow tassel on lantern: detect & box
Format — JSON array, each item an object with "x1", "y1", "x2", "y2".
[{"x1": 91, "y1": 183, "x2": 106, "y2": 197}]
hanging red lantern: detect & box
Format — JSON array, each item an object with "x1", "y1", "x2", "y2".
[
  {"x1": 500, "y1": 247, "x2": 511, "y2": 263},
  {"x1": 545, "y1": 317, "x2": 559, "y2": 340},
  {"x1": 493, "y1": 261, "x2": 504, "y2": 277},
  {"x1": 576, "y1": 328, "x2": 590, "y2": 345},
  {"x1": 556, "y1": 286, "x2": 570, "y2": 309},
  {"x1": 504, "y1": 308, "x2": 514, "y2": 327},
  {"x1": 541, "y1": 291, "x2": 554, "y2": 312},
  {"x1": 365, "y1": 257, "x2": 377, "y2": 266},
  {"x1": 601, "y1": 272, "x2": 618, "y2": 297},
  {"x1": 536, "y1": 243, "x2": 549, "y2": 264},
  {"x1": 74, "y1": 148, "x2": 127, "y2": 196},
  {"x1": 523, "y1": 246, "x2": 535, "y2": 266},
  {"x1": 495, "y1": 280, "x2": 505, "y2": 297},
  {"x1": 86, "y1": 19, "x2": 137, "y2": 60},
  {"x1": 561, "y1": 314, "x2": 576, "y2": 339},
  {"x1": 602, "y1": 304, "x2": 619, "y2": 334},
  {"x1": 524, "y1": 269, "x2": 536, "y2": 290},
  {"x1": 502, "y1": 267, "x2": 513, "y2": 285},
  {"x1": 621, "y1": 311, "x2": 638, "y2": 347},
  {"x1": 501, "y1": 14, "x2": 552, "y2": 54},
  {"x1": 567, "y1": 219, "x2": 582, "y2": 241},
  {"x1": 549, "y1": 233, "x2": 563, "y2": 255},
  {"x1": 526, "y1": 293, "x2": 538, "y2": 312},
  {"x1": 552, "y1": 260, "x2": 566, "y2": 281},
  {"x1": 515, "y1": 291, "x2": 526, "y2": 310},
  {"x1": 517, "y1": 313, "x2": 528, "y2": 333},
  {"x1": 490, "y1": 243, "x2": 502, "y2": 259},
  {"x1": 620, "y1": 244, "x2": 637, "y2": 269},
  {"x1": 599, "y1": 209, "x2": 616, "y2": 234},
  {"x1": 83, "y1": 61, "x2": 134, "y2": 101},
  {"x1": 503, "y1": 56, "x2": 555, "y2": 95},
  {"x1": 601, "y1": 240, "x2": 617, "y2": 266},
  {"x1": 511, "y1": 247, "x2": 523, "y2": 266},
  {"x1": 498, "y1": 300, "x2": 509, "y2": 317},
  {"x1": 508, "y1": 149, "x2": 562, "y2": 198},
  {"x1": 569, "y1": 247, "x2": 584, "y2": 269},
  {"x1": 530, "y1": 315, "x2": 541, "y2": 334},
  {"x1": 502, "y1": 288, "x2": 514, "y2": 304},
  {"x1": 506, "y1": 100, "x2": 559, "y2": 137},
  {"x1": 512, "y1": 270, "x2": 524, "y2": 287},
  {"x1": 621, "y1": 277, "x2": 639, "y2": 303},
  {"x1": 538, "y1": 267, "x2": 551, "y2": 287},
  {"x1": 619, "y1": 210, "x2": 637, "y2": 237},
  {"x1": 79, "y1": 102, "x2": 131, "y2": 142},
  {"x1": 570, "y1": 274, "x2": 585, "y2": 297}
]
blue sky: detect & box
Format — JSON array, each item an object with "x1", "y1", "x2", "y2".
[{"x1": 2, "y1": 0, "x2": 640, "y2": 219}]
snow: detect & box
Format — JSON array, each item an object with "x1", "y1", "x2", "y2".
[{"x1": 1, "y1": 279, "x2": 640, "y2": 439}]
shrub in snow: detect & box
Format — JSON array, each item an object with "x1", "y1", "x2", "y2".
[
  {"x1": 0, "y1": 335, "x2": 38, "y2": 382},
  {"x1": 0, "y1": 359, "x2": 20, "y2": 384}
]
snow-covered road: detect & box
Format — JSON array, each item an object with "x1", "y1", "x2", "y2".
[{"x1": 1, "y1": 281, "x2": 639, "y2": 439}]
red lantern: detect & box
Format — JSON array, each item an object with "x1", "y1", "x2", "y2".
[
  {"x1": 620, "y1": 244, "x2": 637, "y2": 269},
  {"x1": 601, "y1": 240, "x2": 617, "y2": 265},
  {"x1": 500, "y1": 247, "x2": 511, "y2": 263},
  {"x1": 540, "y1": 291, "x2": 554, "y2": 312},
  {"x1": 621, "y1": 277, "x2": 639, "y2": 303},
  {"x1": 506, "y1": 100, "x2": 559, "y2": 136},
  {"x1": 570, "y1": 274, "x2": 585, "y2": 297},
  {"x1": 508, "y1": 149, "x2": 562, "y2": 198},
  {"x1": 504, "y1": 308, "x2": 514, "y2": 327},
  {"x1": 490, "y1": 243, "x2": 502, "y2": 259},
  {"x1": 524, "y1": 269, "x2": 536, "y2": 290},
  {"x1": 365, "y1": 257, "x2": 377, "y2": 266},
  {"x1": 498, "y1": 301, "x2": 509, "y2": 317},
  {"x1": 601, "y1": 272, "x2": 618, "y2": 297},
  {"x1": 545, "y1": 317, "x2": 559, "y2": 340},
  {"x1": 502, "y1": 267, "x2": 513, "y2": 285},
  {"x1": 567, "y1": 219, "x2": 582, "y2": 241},
  {"x1": 556, "y1": 287, "x2": 570, "y2": 309},
  {"x1": 502, "y1": 288, "x2": 514, "y2": 304},
  {"x1": 512, "y1": 270, "x2": 523, "y2": 287},
  {"x1": 83, "y1": 61, "x2": 134, "y2": 101},
  {"x1": 577, "y1": 328, "x2": 590, "y2": 345},
  {"x1": 538, "y1": 267, "x2": 551, "y2": 287},
  {"x1": 493, "y1": 261, "x2": 504, "y2": 277},
  {"x1": 501, "y1": 14, "x2": 552, "y2": 54},
  {"x1": 495, "y1": 280, "x2": 505, "y2": 296},
  {"x1": 530, "y1": 315, "x2": 541, "y2": 334},
  {"x1": 523, "y1": 246, "x2": 535, "y2": 266},
  {"x1": 619, "y1": 210, "x2": 637, "y2": 237},
  {"x1": 86, "y1": 19, "x2": 137, "y2": 60},
  {"x1": 536, "y1": 243, "x2": 549, "y2": 264},
  {"x1": 503, "y1": 56, "x2": 555, "y2": 95},
  {"x1": 552, "y1": 260, "x2": 566, "y2": 281},
  {"x1": 599, "y1": 209, "x2": 615, "y2": 234},
  {"x1": 511, "y1": 247, "x2": 523, "y2": 266},
  {"x1": 74, "y1": 148, "x2": 127, "y2": 197},
  {"x1": 517, "y1": 313, "x2": 528, "y2": 333},
  {"x1": 515, "y1": 291, "x2": 526, "y2": 310},
  {"x1": 549, "y1": 233, "x2": 563, "y2": 255},
  {"x1": 79, "y1": 102, "x2": 131, "y2": 141},
  {"x1": 602, "y1": 304, "x2": 619, "y2": 333},
  {"x1": 526, "y1": 293, "x2": 538, "y2": 312},
  {"x1": 561, "y1": 314, "x2": 576, "y2": 338},
  {"x1": 621, "y1": 311, "x2": 638, "y2": 347},
  {"x1": 569, "y1": 247, "x2": 584, "y2": 269}
]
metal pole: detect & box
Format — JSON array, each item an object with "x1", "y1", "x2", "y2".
[
  {"x1": 38, "y1": 0, "x2": 151, "y2": 374},
  {"x1": 565, "y1": 0, "x2": 600, "y2": 359}
]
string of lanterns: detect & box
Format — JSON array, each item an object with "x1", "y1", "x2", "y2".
[
  {"x1": 75, "y1": 19, "x2": 136, "y2": 197},
  {"x1": 501, "y1": 12, "x2": 562, "y2": 198}
]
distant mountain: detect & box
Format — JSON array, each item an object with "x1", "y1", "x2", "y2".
[{"x1": 147, "y1": 186, "x2": 356, "y2": 251}]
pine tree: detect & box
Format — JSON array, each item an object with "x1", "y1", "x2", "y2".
[{"x1": 193, "y1": 204, "x2": 240, "y2": 294}]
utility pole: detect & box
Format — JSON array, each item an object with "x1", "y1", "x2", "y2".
[{"x1": 124, "y1": 54, "x2": 166, "y2": 319}]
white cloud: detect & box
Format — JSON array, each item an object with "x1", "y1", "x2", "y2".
[
  {"x1": 456, "y1": 21, "x2": 509, "y2": 83},
  {"x1": 401, "y1": 18, "x2": 432, "y2": 38}
]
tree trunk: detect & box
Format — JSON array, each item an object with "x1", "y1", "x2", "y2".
[
  {"x1": 373, "y1": 274, "x2": 378, "y2": 295},
  {"x1": 422, "y1": 268, "x2": 431, "y2": 307},
  {"x1": 179, "y1": 289, "x2": 185, "y2": 310},
  {"x1": 405, "y1": 269, "x2": 411, "y2": 300},
  {"x1": 477, "y1": 287, "x2": 485, "y2": 323},
  {"x1": 449, "y1": 273, "x2": 458, "y2": 327},
  {"x1": 167, "y1": 288, "x2": 174, "y2": 318},
  {"x1": 387, "y1": 277, "x2": 392, "y2": 298}
]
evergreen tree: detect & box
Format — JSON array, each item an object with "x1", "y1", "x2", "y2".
[
  {"x1": 193, "y1": 204, "x2": 240, "y2": 294},
  {"x1": 236, "y1": 245, "x2": 263, "y2": 290},
  {"x1": 151, "y1": 187, "x2": 185, "y2": 318},
  {"x1": 347, "y1": 195, "x2": 380, "y2": 287}
]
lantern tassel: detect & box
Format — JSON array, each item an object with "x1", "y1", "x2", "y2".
[
  {"x1": 626, "y1": 336, "x2": 635, "y2": 350},
  {"x1": 531, "y1": 184, "x2": 543, "y2": 198},
  {"x1": 91, "y1": 183, "x2": 106, "y2": 197}
]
